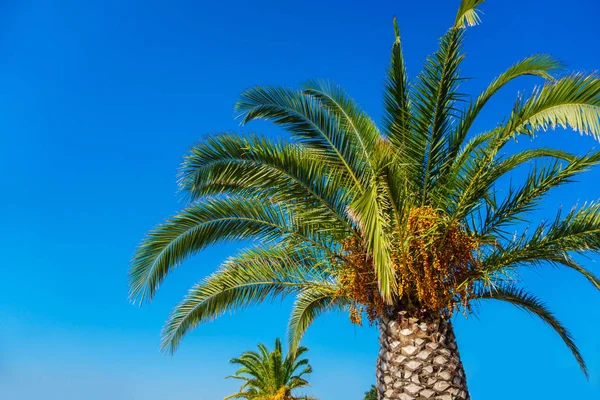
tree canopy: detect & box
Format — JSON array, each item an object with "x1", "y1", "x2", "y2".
[{"x1": 130, "y1": 0, "x2": 600, "y2": 378}]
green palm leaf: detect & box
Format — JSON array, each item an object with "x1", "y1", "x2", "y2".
[
  {"x1": 479, "y1": 151, "x2": 600, "y2": 237},
  {"x1": 476, "y1": 284, "x2": 588, "y2": 377},
  {"x1": 130, "y1": 197, "x2": 331, "y2": 304},
  {"x1": 161, "y1": 244, "x2": 333, "y2": 353},
  {"x1": 480, "y1": 202, "x2": 600, "y2": 293},
  {"x1": 411, "y1": 27, "x2": 465, "y2": 204},
  {"x1": 384, "y1": 17, "x2": 417, "y2": 192},
  {"x1": 302, "y1": 79, "x2": 380, "y2": 171},
  {"x1": 349, "y1": 181, "x2": 395, "y2": 302},
  {"x1": 287, "y1": 286, "x2": 345, "y2": 350},
  {"x1": 178, "y1": 133, "x2": 356, "y2": 237},
  {"x1": 449, "y1": 54, "x2": 563, "y2": 160},
  {"x1": 235, "y1": 85, "x2": 367, "y2": 190},
  {"x1": 508, "y1": 74, "x2": 600, "y2": 139},
  {"x1": 454, "y1": 0, "x2": 485, "y2": 29}
]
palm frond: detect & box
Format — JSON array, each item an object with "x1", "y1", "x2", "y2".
[
  {"x1": 476, "y1": 284, "x2": 588, "y2": 377},
  {"x1": 161, "y1": 244, "x2": 332, "y2": 353},
  {"x1": 447, "y1": 129, "x2": 497, "y2": 179},
  {"x1": 540, "y1": 202, "x2": 600, "y2": 254},
  {"x1": 235, "y1": 85, "x2": 369, "y2": 190},
  {"x1": 384, "y1": 17, "x2": 416, "y2": 192},
  {"x1": 479, "y1": 151, "x2": 600, "y2": 237},
  {"x1": 178, "y1": 133, "x2": 357, "y2": 237},
  {"x1": 481, "y1": 202, "x2": 600, "y2": 292},
  {"x1": 450, "y1": 74, "x2": 600, "y2": 215},
  {"x1": 349, "y1": 180, "x2": 395, "y2": 302},
  {"x1": 287, "y1": 285, "x2": 345, "y2": 350},
  {"x1": 444, "y1": 52, "x2": 564, "y2": 198},
  {"x1": 129, "y1": 197, "x2": 332, "y2": 304},
  {"x1": 302, "y1": 79, "x2": 380, "y2": 171},
  {"x1": 557, "y1": 256, "x2": 600, "y2": 290},
  {"x1": 450, "y1": 55, "x2": 563, "y2": 158},
  {"x1": 506, "y1": 73, "x2": 600, "y2": 140},
  {"x1": 411, "y1": 27, "x2": 465, "y2": 205},
  {"x1": 454, "y1": 0, "x2": 485, "y2": 29},
  {"x1": 448, "y1": 148, "x2": 577, "y2": 223}
]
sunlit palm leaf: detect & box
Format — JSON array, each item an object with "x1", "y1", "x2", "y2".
[
  {"x1": 384, "y1": 17, "x2": 420, "y2": 193},
  {"x1": 481, "y1": 202, "x2": 600, "y2": 291},
  {"x1": 178, "y1": 133, "x2": 356, "y2": 237},
  {"x1": 454, "y1": 0, "x2": 485, "y2": 29},
  {"x1": 287, "y1": 286, "x2": 346, "y2": 350},
  {"x1": 479, "y1": 151, "x2": 600, "y2": 237},
  {"x1": 161, "y1": 244, "x2": 332, "y2": 353},
  {"x1": 349, "y1": 181, "x2": 395, "y2": 302},
  {"x1": 412, "y1": 27, "x2": 465, "y2": 205},
  {"x1": 449, "y1": 54, "x2": 563, "y2": 159},
  {"x1": 130, "y1": 197, "x2": 331, "y2": 304},
  {"x1": 507, "y1": 73, "x2": 600, "y2": 140},
  {"x1": 448, "y1": 148, "x2": 579, "y2": 222},
  {"x1": 235, "y1": 85, "x2": 367, "y2": 190},
  {"x1": 302, "y1": 79, "x2": 380, "y2": 176}
]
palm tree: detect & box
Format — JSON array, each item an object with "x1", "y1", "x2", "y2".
[
  {"x1": 364, "y1": 385, "x2": 377, "y2": 400},
  {"x1": 224, "y1": 338, "x2": 314, "y2": 400},
  {"x1": 129, "y1": 0, "x2": 600, "y2": 398}
]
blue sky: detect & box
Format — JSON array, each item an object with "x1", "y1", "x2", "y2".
[{"x1": 1, "y1": 0, "x2": 599, "y2": 399}]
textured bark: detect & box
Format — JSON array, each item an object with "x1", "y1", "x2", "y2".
[{"x1": 376, "y1": 315, "x2": 469, "y2": 400}]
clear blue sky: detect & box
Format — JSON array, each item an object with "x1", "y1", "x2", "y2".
[{"x1": 1, "y1": 0, "x2": 599, "y2": 399}]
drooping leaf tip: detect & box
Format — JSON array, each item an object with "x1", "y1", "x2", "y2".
[{"x1": 454, "y1": 0, "x2": 485, "y2": 29}]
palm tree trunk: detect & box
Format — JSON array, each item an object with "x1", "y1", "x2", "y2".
[{"x1": 376, "y1": 314, "x2": 469, "y2": 400}]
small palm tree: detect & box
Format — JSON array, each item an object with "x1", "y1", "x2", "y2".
[
  {"x1": 224, "y1": 339, "x2": 314, "y2": 400},
  {"x1": 130, "y1": 0, "x2": 600, "y2": 398},
  {"x1": 364, "y1": 385, "x2": 377, "y2": 400}
]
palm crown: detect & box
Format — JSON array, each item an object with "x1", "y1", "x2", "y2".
[
  {"x1": 130, "y1": 0, "x2": 600, "y2": 378},
  {"x1": 225, "y1": 339, "x2": 314, "y2": 400}
]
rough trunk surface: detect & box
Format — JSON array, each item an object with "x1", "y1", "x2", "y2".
[{"x1": 376, "y1": 315, "x2": 469, "y2": 400}]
